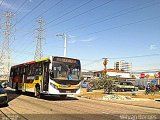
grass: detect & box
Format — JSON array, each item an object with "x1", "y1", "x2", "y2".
[{"x1": 79, "y1": 88, "x2": 160, "y2": 100}]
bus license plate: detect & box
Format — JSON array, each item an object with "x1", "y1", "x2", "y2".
[{"x1": 66, "y1": 90, "x2": 71, "y2": 93}]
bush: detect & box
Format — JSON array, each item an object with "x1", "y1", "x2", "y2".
[{"x1": 91, "y1": 78, "x2": 114, "y2": 90}]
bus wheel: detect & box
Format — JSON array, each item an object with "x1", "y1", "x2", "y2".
[
  {"x1": 16, "y1": 90, "x2": 22, "y2": 94},
  {"x1": 121, "y1": 89, "x2": 125, "y2": 92},
  {"x1": 60, "y1": 95, "x2": 67, "y2": 99},
  {"x1": 35, "y1": 86, "x2": 42, "y2": 99},
  {"x1": 114, "y1": 88, "x2": 118, "y2": 92}
]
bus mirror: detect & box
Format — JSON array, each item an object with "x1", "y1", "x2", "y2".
[{"x1": 35, "y1": 75, "x2": 39, "y2": 80}]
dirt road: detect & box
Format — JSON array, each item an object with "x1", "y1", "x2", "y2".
[{"x1": 0, "y1": 89, "x2": 160, "y2": 120}]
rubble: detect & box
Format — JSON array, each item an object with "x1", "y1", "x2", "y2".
[{"x1": 102, "y1": 94, "x2": 133, "y2": 100}]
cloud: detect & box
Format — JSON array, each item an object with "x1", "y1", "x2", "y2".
[
  {"x1": 149, "y1": 44, "x2": 157, "y2": 50},
  {"x1": 29, "y1": 0, "x2": 33, "y2": 3},
  {"x1": 68, "y1": 34, "x2": 76, "y2": 44},
  {"x1": 68, "y1": 39, "x2": 76, "y2": 44},
  {"x1": 68, "y1": 35, "x2": 76, "y2": 38},
  {"x1": 67, "y1": 36, "x2": 95, "y2": 44},
  {"x1": 79, "y1": 37, "x2": 94, "y2": 42},
  {"x1": 87, "y1": 44, "x2": 93, "y2": 47}
]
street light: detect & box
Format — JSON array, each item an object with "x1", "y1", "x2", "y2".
[{"x1": 56, "y1": 33, "x2": 67, "y2": 57}]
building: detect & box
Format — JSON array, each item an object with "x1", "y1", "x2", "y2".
[
  {"x1": 132, "y1": 71, "x2": 160, "y2": 79},
  {"x1": 82, "y1": 71, "x2": 94, "y2": 80},
  {"x1": 114, "y1": 60, "x2": 132, "y2": 73},
  {"x1": 94, "y1": 69, "x2": 131, "y2": 79}
]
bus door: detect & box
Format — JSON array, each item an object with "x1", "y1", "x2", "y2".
[
  {"x1": 22, "y1": 67, "x2": 27, "y2": 92},
  {"x1": 42, "y1": 62, "x2": 49, "y2": 92},
  {"x1": 22, "y1": 74, "x2": 26, "y2": 92}
]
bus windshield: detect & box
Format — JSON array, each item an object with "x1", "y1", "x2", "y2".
[{"x1": 50, "y1": 62, "x2": 80, "y2": 80}]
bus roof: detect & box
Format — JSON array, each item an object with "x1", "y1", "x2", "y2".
[
  {"x1": 11, "y1": 57, "x2": 49, "y2": 68},
  {"x1": 11, "y1": 56, "x2": 80, "y2": 68},
  {"x1": 52, "y1": 56, "x2": 80, "y2": 61}
]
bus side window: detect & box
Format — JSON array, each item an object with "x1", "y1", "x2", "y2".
[
  {"x1": 35, "y1": 63, "x2": 39, "y2": 75},
  {"x1": 14, "y1": 68, "x2": 18, "y2": 76},
  {"x1": 25, "y1": 66, "x2": 29, "y2": 75},
  {"x1": 24, "y1": 66, "x2": 26, "y2": 74},
  {"x1": 30, "y1": 64, "x2": 34, "y2": 75},
  {"x1": 17, "y1": 68, "x2": 19, "y2": 76},
  {"x1": 10, "y1": 68, "x2": 14, "y2": 77},
  {"x1": 32, "y1": 64, "x2": 36, "y2": 75},
  {"x1": 20, "y1": 67, "x2": 23, "y2": 76},
  {"x1": 38, "y1": 63, "x2": 42, "y2": 75},
  {"x1": 28, "y1": 65, "x2": 32, "y2": 76}
]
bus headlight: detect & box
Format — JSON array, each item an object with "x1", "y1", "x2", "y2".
[{"x1": 50, "y1": 82, "x2": 58, "y2": 89}]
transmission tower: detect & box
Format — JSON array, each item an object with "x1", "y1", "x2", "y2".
[
  {"x1": 34, "y1": 17, "x2": 44, "y2": 60},
  {"x1": 0, "y1": 11, "x2": 14, "y2": 80}
]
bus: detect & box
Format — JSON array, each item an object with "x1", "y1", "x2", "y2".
[{"x1": 9, "y1": 56, "x2": 81, "y2": 99}]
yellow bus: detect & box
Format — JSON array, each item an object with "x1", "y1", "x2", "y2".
[{"x1": 9, "y1": 56, "x2": 81, "y2": 99}]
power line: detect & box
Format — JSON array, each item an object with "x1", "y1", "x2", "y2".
[
  {"x1": 0, "y1": 0, "x2": 5, "y2": 12},
  {"x1": 12, "y1": 0, "x2": 46, "y2": 27},
  {"x1": 8, "y1": 0, "x2": 47, "y2": 55},
  {"x1": 0, "y1": 0, "x2": 4, "y2": 7},
  {"x1": 64, "y1": 0, "x2": 155, "y2": 32},
  {"x1": 18, "y1": 0, "x2": 84, "y2": 39},
  {"x1": 81, "y1": 53, "x2": 160, "y2": 69},
  {"x1": 66, "y1": 1, "x2": 160, "y2": 33},
  {"x1": 108, "y1": 54, "x2": 160, "y2": 59},
  {"x1": 14, "y1": 0, "x2": 28, "y2": 15},
  {"x1": 46, "y1": 0, "x2": 93, "y2": 25},
  {"x1": 86, "y1": 15, "x2": 160, "y2": 36},
  {"x1": 46, "y1": 0, "x2": 113, "y2": 29},
  {"x1": 39, "y1": 0, "x2": 64, "y2": 17},
  {"x1": 20, "y1": 0, "x2": 64, "y2": 29},
  {"x1": 82, "y1": 59, "x2": 102, "y2": 66},
  {"x1": 4, "y1": 0, "x2": 31, "y2": 56},
  {"x1": 7, "y1": 0, "x2": 16, "y2": 11}
]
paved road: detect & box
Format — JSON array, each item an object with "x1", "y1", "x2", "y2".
[{"x1": 0, "y1": 89, "x2": 160, "y2": 120}]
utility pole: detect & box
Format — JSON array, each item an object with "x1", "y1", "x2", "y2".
[
  {"x1": 34, "y1": 17, "x2": 44, "y2": 60},
  {"x1": 0, "y1": 11, "x2": 13, "y2": 80},
  {"x1": 56, "y1": 33, "x2": 67, "y2": 57}
]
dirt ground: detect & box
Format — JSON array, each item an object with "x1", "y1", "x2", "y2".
[
  {"x1": 79, "y1": 88, "x2": 160, "y2": 100},
  {"x1": 2, "y1": 88, "x2": 160, "y2": 120}
]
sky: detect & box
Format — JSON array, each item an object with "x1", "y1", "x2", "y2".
[{"x1": 0, "y1": 0, "x2": 160, "y2": 72}]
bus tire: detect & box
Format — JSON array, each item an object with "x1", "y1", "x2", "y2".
[
  {"x1": 121, "y1": 89, "x2": 125, "y2": 92},
  {"x1": 60, "y1": 95, "x2": 67, "y2": 99},
  {"x1": 114, "y1": 88, "x2": 118, "y2": 92}
]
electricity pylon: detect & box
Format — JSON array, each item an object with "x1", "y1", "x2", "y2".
[
  {"x1": 0, "y1": 11, "x2": 14, "y2": 80},
  {"x1": 34, "y1": 17, "x2": 44, "y2": 60}
]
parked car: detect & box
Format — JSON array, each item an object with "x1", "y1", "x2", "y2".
[
  {"x1": 0, "y1": 84, "x2": 8, "y2": 106},
  {"x1": 81, "y1": 80, "x2": 88, "y2": 88},
  {"x1": 114, "y1": 81, "x2": 135, "y2": 92}
]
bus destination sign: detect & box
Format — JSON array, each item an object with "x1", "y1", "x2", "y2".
[{"x1": 53, "y1": 57, "x2": 77, "y2": 63}]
